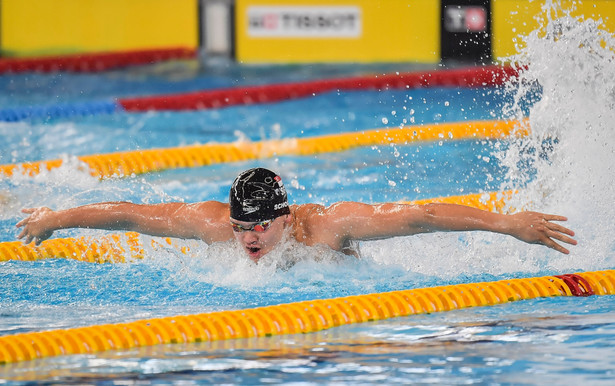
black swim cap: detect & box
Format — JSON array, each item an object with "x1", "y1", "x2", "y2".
[{"x1": 229, "y1": 168, "x2": 290, "y2": 222}]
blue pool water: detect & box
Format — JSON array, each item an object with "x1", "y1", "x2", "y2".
[{"x1": 1, "y1": 12, "x2": 615, "y2": 385}]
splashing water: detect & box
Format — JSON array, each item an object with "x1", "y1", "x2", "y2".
[
  {"x1": 365, "y1": 4, "x2": 615, "y2": 277},
  {"x1": 2, "y1": 4, "x2": 613, "y2": 287},
  {"x1": 497, "y1": 2, "x2": 615, "y2": 271}
]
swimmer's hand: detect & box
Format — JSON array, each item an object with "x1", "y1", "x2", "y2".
[
  {"x1": 16, "y1": 207, "x2": 57, "y2": 245},
  {"x1": 507, "y1": 212, "x2": 577, "y2": 254}
]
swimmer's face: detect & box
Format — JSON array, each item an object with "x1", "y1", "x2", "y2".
[{"x1": 230, "y1": 215, "x2": 291, "y2": 262}]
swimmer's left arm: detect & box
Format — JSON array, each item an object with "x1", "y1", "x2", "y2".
[{"x1": 323, "y1": 202, "x2": 577, "y2": 254}]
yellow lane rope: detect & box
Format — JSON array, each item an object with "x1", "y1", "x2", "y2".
[
  {"x1": 0, "y1": 119, "x2": 529, "y2": 179},
  {"x1": 403, "y1": 190, "x2": 516, "y2": 213},
  {"x1": 0, "y1": 190, "x2": 514, "y2": 263},
  {"x1": 0, "y1": 232, "x2": 146, "y2": 264},
  {"x1": 0, "y1": 269, "x2": 613, "y2": 364}
]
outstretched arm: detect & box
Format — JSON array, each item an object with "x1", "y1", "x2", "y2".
[
  {"x1": 16, "y1": 201, "x2": 232, "y2": 245},
  {"x1": 316, "y1": 202, "x2": 577, "y2": 254}
]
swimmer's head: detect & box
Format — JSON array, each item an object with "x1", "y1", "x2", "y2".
[
  {"x1": 229, "y1": 168, "x2": 292, "y2": 262},
  {"x1": 229, "y1": 168, "x2": 290, "y2": 222}
]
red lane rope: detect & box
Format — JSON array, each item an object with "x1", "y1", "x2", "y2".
[
  {"x1": 119, "y1": 65, "x2": 523, "y2": 112},
  {"x1": 555, "y1": 274, "x2": 595, "y2": 297},
  {"x1": 0, "y1": 47, "x2": 197, "y2": 74}
]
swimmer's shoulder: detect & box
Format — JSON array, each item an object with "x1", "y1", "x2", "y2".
[
  {"x1": 193, "y1": 200, "x2": 229, "y2": 211},
  {"x1": 292, "y1": 202, "x2": 366, "y2": 222},
  {"x1": 188, "y1": 201, "x2": 232, "y2": 242},
  {"x1": 181, "y1": 201, "x2": 230, "y2": 226},
  {"x1": 292, "y1": 203, "x2": 344, "y2": 238},
  {"x1": 291, "y1": 203, "x2": 356, "y2": 252},
  {"x1": 291, "y1": 203, "x2": 326, "y2": 221},
  {"x1": 289, "y1": 204, "x2": 325, "y2": 246}
]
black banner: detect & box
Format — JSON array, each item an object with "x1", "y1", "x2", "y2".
[{"x1": 441, "y1": 0, "x2": 492, "y2": 62}]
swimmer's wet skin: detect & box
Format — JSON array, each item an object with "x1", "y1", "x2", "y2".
[{"x1": 16, "y1": 167, "x2": 577, "y2": 262}]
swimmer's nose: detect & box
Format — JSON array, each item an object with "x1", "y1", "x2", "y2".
[{"x1": 241, "y1": 231, "x2": 259, "y2": 243}]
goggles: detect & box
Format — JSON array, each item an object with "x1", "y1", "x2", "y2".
[{"x1": 230, "y1": 219, "x2": 274, "y2": 233}]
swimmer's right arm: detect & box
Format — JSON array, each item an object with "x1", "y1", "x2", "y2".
[{"x1": 16, "y1": 201, "x2": 232, "y2": 245}]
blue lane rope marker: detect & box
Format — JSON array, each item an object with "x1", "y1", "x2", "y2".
[{"x1": 0, "y1": 100, "x2": 122, "y2": 122}]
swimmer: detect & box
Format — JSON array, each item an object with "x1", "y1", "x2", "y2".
[{"x1": 16, "y1": 167, "x2": 577, "y2": 262}]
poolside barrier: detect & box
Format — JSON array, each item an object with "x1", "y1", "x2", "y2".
[
  {"x1": 0, "y1": 269, "x2": 613, "y2": 364},
  {"x1": 0, "y1": 48, "x2": 197, "y2": 74},
  {"x1": 0, "y1": 190, "x2": 514, "y2": 264},
  {"x1": 0, "y1": 119, "x2": 529, "y2": 179}
]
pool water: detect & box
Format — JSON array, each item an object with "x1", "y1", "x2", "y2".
[{"x1": 1, "y1": 11, "x2": 615, "y2": 385}]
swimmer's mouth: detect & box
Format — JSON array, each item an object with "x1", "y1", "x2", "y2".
[{"x1": 248, "y1": 247, "x2": 260, "y2": 254}]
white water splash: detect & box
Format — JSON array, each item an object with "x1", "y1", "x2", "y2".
[
  {"x1": 0, "y1": 157, "x2": 99, "y2": 218},
  {"x1": 496, "y1": 3, "x2": 615, "y2": 271},
  {"x1": 366, "y1": 4, "x2": 615, "y2": 277},
  {"x1": 160, "y1": 229, "x2": 355, "y2": 290}
]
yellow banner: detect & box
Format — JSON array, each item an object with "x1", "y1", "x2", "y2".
[
  {"x1": 1, "y1": 0, "x2": 199, "y2": 57},
  {"x1": 492, "y1": 0, "x2": 615, "y2": 61},
  {"x1": 236, "y1": 0, "x2": 440, "y2": 63}
]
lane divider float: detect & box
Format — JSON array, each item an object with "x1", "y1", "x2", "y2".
[
  {"x1": 0, "y1": 232, "x2": 145, "y2": 264},
  {"x1": 0, "y1": 190, "x2": 514, "y2": 263},
  {"x1": 403, "y1": 190, "x2": 516, "y2": 213},
  {"x1": 0, "y1": 65, "x2": 522, "y2": 122},
  {"x1": 0, "y1": 101, "x2": 120, "y2": 123},
  {"x1": 0, "y1": 269, "x2": 613, "y2": 364},
  {"x1": 0, "y1": 47, "x2": 196, "y2": 74},
  {"x1": 0, "y1": 119, "x2": 529, "y2": 179},
  {"x1": 118, "y1": 65, "x2": 521, "y2": 112}
]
